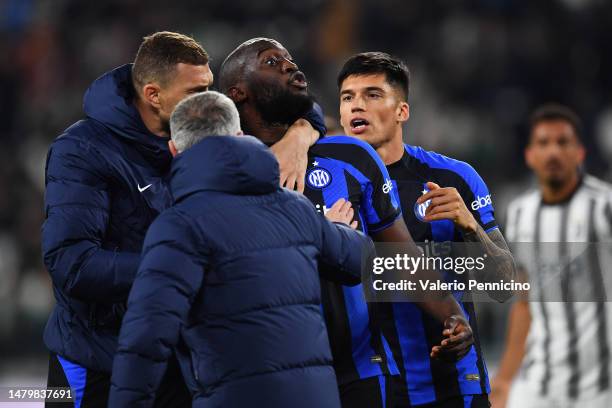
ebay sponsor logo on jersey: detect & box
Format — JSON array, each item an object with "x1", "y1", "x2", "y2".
[{"x1": 471, "y1": 194, "x2": 493, "y2": 211}]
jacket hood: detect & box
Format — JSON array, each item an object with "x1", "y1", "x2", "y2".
[
  {"x1": 83, "y1": 63, "x2": 172, "y2": 170},
  {"x1": 171, "y1": 135, "x2": 280, "y2": 201}
]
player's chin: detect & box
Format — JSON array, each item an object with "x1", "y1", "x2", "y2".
[{"x1": 542, "y1": 170, "x2": 566, "y2": 185}]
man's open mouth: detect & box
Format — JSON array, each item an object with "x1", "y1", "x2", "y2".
[
  {"x1": 350, "y1": 118, "x2": 370, "y2": 133},
  {"x1": 289, "y1": 72, "x2": 308, "y2": 89}
]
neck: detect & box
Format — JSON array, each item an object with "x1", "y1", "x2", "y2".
[
  {"x1": 375, "y1": 128, "x2": 405, "y2": 165},
  {"x1": 540, "y1": 171, "x2": 580, "y2": 204},
  {"x1": 134, "y1": 96, "x2": 168, "y2": 138},
  {"x1": 240, "y1": 105, "x2": 288, "y2": 144}
]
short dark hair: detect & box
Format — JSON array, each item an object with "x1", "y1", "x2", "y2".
[
  {"x1": 132, "y1": 31, "x2": 209, "y2": 92},
  {"x1": 529, "y1": 103, "x2": 582, "y2": 140},
  {"x1": 337, "y1": 52, "x2": 410, "y2": 100}
]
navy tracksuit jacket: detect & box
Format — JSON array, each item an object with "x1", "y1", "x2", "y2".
[{"x1": 109, "y1": 135, "x2": 373, "y2": 408}]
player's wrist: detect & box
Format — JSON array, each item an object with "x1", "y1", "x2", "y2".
[{"x1": 459, "y1": 217, "x2": 479, "y2": 234}]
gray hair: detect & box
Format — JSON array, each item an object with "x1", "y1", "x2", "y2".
[{"x1": 170, "y1": 91, "x2": 241, "y2": 153}]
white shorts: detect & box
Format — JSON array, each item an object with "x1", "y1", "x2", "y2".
[{"x1": 508, "y1": 378, "x2": 612, "y2": 408}]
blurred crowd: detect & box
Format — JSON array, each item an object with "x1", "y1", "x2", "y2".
[{"x1": 1, "y1": 0, "x2": 611, "y2": 379}]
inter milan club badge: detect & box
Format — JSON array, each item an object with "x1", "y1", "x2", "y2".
[
  {"x1": 306, "y1": 167, "x2": 332, "y2": 189},
  {"x1": 414, "y1": 187, "x2": 431, "y2": 221}
]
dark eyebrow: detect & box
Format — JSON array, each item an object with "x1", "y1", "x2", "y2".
[{"x1": 341, "y1": 86, "x2": 385, "y2": 94}]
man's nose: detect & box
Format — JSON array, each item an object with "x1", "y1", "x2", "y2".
[
  {"x1": 546, "y1": 142, "x2": 563, "y2": 156},
  {"x1": 351, "y1": 96, "x2": 366, "y2": 112},
  {"x1": 281, "y1": 58, "x2": 298, "y2": 74}
]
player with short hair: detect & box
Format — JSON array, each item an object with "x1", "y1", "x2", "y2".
[
  {"x1": 42, "y1": 31, "x2": 324, "y2": 408},
  {"x1": 491, "y1": 104, "x2": 612, "y2": 408},
  {"x1": 337, "y1": 52, "x2": 516, "y2": 408},
  {"x1": 219, "y1": 38, "x2": 475, "y2": 408}
]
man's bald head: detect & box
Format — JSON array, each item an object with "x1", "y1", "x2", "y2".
[{"x1": 219, "y1": 37, "x2": 284, "y2": 93}]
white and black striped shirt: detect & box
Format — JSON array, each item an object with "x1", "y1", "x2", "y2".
[{"x1": 505, "y1": 174, "x2": 612, "y2": 400}]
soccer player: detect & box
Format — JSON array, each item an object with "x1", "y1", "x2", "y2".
[
  {"x1": 491, "y1": 104, "x2": 612, "y2": 408},
  {"x1": 337, "y1": 52, "x2": 516, "y2": 408},
  {"x1": 41, "y1": 31, "x2": 324, "y2": 407},
  {"x1": 108, "y1": 91, "x2": 374, "y2": 408},
  {"x1": 218, "y1": 38, "x2": 474, "y2": 407}
]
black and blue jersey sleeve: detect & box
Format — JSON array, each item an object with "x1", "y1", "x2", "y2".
[
  {"x1": 316, "y1": 136, "x2": 402, "y2": 233},
  {"x1": 457, "y1": 162, "x2": 498, "y2": 233}
]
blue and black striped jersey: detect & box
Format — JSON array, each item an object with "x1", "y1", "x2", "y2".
[
  {"x1": 382, "y1": 144, "x2": 497, "y2": 405},
  {"x1": 303, "y1": 135, "x2": 402, "y2": 385}
]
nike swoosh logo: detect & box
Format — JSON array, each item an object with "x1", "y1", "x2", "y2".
[{"x1": 138, "y1": 183, "x2": 152, "y2": 193}]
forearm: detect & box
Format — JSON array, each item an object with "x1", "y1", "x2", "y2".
[
  {"x1": 372, "y1": 220, "x2": 465, "y2": 322},
  {"x1": 319, "y1": 219, "x2": 373, "y2": 286},
  {"x1": 109, "y1": 350, "x2": 168, "y2": 408},
  {"x1": 269, "y1": 118, "x2": 318, "y2": 192},
  {"x1": 495, "y1": 301, "x2": 531, "y2": 383},
  {"x1": 45, "y1": 243, "x2": 140, "y2": 302},
  {"x1": 417, "y1": 293, "x2": 466, "y2": 323},
  {"x1": 110, "y1": 281, "x2": 188, "y2": 405},
  {"x1": 462, "y1": 227, "x2": 516, "y2": 301},
  {"x1": 270, "y1": 119, "x2": 318, "y2": 152}
]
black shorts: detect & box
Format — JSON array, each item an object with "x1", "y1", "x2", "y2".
[
  {"x1": 45, "y1": 352, "x2": 191, "y2": 408},
  {"x1": 339, "y1": 375, "x2": 396, "y2": 408}
]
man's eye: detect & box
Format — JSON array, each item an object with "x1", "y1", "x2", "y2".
[
  {"x1": 369, "y1": 93, "x2": 381, "y2": 99},
  {"x1": 266, "y1": 57, "x2": 278, "y2": 66},
  {"x1": 342, "y1": 95, "x2": 352, "y2": 102}
]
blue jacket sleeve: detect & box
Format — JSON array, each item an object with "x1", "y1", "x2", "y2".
[
  {"x1": 303, "y1": 102, "x2": 327, "y2": 138},
  {"x1": 41, "y1": 137, "x2": 140, "y2": 302},
  {"x1": 109, "y1": 209, "x2": 206, "y2": 408},
  {"x1": 316, "y1": 213, "x2": 374, "y2": 286}
]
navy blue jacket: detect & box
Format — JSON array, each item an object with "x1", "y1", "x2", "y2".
[
  {"x1": 109, "y1": 135, "x2": 373, "y2": 408},
  {"x1": 41, "y1": 64, "x2": 326, "y2": 374},
  {"x1": 41, "y1": 64, "x2": 173, "y2": 372}
]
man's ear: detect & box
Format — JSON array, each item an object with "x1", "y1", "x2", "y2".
[
  {"x1": 168, "y1": 140, "x2": 179, "y2": 157},
  {"x1": 228, "y1": 85, "x2": 247, "y2": 104},
  {"x1": 576, "y1": 144, "x2": 586, "y2": 165},
  {"x1": 397, "y1": 102, "x2": 410, "y2": 123},
  {"x1": 142, "y1": 83, "x2": 162, "y2": 109}
]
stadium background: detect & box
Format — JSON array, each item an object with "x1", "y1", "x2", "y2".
[{"x1": 1, "y1": 0, "x2": 611, "y2": 401}]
